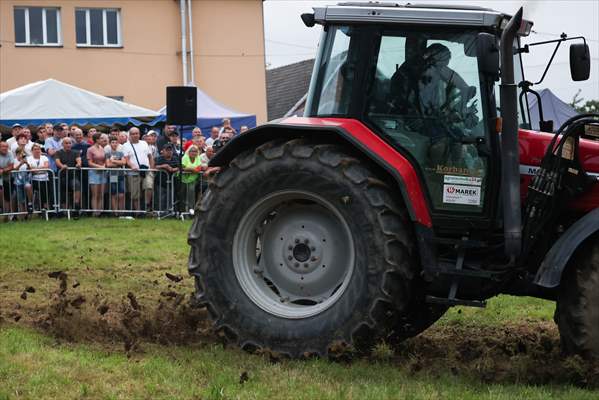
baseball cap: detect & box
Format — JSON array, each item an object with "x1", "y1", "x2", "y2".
[
  {"x1": 163, "y1": 144, "x2": 174, "y2": 150},
  {"x1": 53, "y1": 124, "x2": 64, "y2": 131},
  {"x1": 11, "y1": 123, "x2": 22, "y2": 128},
  {"x1": 146, "y1": 130, "x2": 157, "y2": 136}
]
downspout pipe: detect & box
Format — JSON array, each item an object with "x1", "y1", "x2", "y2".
[
  {"x1": 500, "y1": 7, "x2": 523, "y2": 259},
  {"x1": 187, "y1": 0, "x2": 195, "y2": 85},
  {"x1": 180, "y1": 0, "x2": 188, "y2": 86}
]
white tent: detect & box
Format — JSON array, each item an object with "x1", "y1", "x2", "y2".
[{"x1": 0, "y1": 78, "x2": 159, "y2": 127}]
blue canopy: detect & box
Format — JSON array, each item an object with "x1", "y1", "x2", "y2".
[
  {"x1": 151, "y1": 86, "x2": 256, "y2": 139},
  {"x1": 527, "y1": 88, "x2": 578, "y2": 132}
]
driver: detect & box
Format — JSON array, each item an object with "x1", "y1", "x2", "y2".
[
  {"x1": 390, "y1": 43, "x2": 479, "y2": 166},
  {"x1": 420, "y1": 44, "x2": 479, "y2": 166}
]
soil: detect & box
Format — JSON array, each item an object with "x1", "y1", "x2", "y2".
[{"x1": 0, "y1": 270, "x2": 597, "y2": 388}]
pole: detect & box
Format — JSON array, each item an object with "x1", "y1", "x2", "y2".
[
  {"x1": 187, "y1": 0, "x2": 196, "y2": 85},
  {"x1": 180, "y1": 0, "x2": 188, "y2": 86}
]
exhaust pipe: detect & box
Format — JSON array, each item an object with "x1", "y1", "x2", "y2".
[{"x1": 500, "y1": 7, "x2": 523, "y2": 259}]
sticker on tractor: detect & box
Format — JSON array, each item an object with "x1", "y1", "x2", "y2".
[
  {"x1": 434, "y1": 164, "x2": 473, "y2": 176},
  {"x1": 443, "y1": 175, "x2": 482, "y2": 186},
  {"x1": 443, "y1": 184, "x2": 481, "y2": 206}
]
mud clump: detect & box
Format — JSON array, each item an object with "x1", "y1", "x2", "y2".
[
  {"x1": 70, "y1": 295, "x2": 86, "y2": 309},
  {"x1": 165, "y1": 273, "x2": 183, "y2": 283},
  {"x1": 127, "y1": 292, "x2": 140, "y2": 310}
]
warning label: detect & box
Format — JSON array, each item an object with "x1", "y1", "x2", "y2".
[
  {"x1": 444, "y1": 175, "x2": 482, "y2": 186},
  {"x1": 443, "y1": 184, "x2": 481, "y2": 206}
]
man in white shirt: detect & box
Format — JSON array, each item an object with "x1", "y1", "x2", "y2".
[
  {"x1": 6, "y1": 123, "x2": 23, "y2": 147},
  {"x1": 205, "y1": 126, "x2": 220, "y2": 147},
  {"x1": 123, "y1": 127, "x2": 154, "y2": 212}
]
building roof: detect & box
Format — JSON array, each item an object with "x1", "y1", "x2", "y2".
[{"x1": 266, "y1": 59, "x2": 315, "y2": 120}]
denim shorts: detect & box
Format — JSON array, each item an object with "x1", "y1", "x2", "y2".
[
  {"x1": 110, "y1": 176, "x2": 125, "y2": 194},
  {"x1": 89, "y1": 170, "x2": 106, "y2": 185}
]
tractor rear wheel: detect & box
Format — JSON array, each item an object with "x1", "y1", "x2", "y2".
[
  {"x1": 555, "y1": 234, "x2": 599, "y2": 359},
  {"x1": 188, "y1": 139, "x2": 424, "y2": 357}
]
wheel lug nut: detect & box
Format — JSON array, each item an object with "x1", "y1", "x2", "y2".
[
  {"x1": 311, "y1": 256, "x2": 317, "y2": 262},
  {"x1": 288, "y1": 256, "x2": 292, "y2": 260},
  {"x1": 294, "y1": 262, "x2": 299, "y2": 268},
  {"x1": 295, "y1": 239, "x2": 299, "y2": 244},
  {"x1": 304, "y1": 239, "x2": 309, "y2": 244},
  {"x1": 288, "y1": 245, "x2": 293, "y2": 250},
  {"x1": 304, "y1": 263, "x2": 309, "y2": 268},
  {"x1": 311, "y1": 247, "x2": 315, "y2": 251}
]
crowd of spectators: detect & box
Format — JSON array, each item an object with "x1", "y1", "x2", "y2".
[{"x1": 0, "y1": 119, "x2": 248, "y2": 220}]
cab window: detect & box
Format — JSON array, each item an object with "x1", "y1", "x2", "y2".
[{"x1": 366, "y1": 29, "x2": 489, "y2": 213}]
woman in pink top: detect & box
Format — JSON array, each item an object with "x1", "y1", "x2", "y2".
[{"x1": 87, "y1": 133, "x2": 108, "y2": 216}]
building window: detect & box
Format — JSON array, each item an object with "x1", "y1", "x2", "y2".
[
  {"x1": 14, "y1": 7, "x2": 61, "y2": 46},
  {"x1": 75, "y1": 8, "x2": 121, "y2": 47}
]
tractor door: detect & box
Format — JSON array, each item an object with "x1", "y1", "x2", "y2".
[{"x1": 363, "y1": 28, "x2": 499, "y2": 227}]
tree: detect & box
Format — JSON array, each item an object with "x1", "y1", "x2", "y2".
[{"x1": 569, "y1": 89, "x2": 599, "y2": 114}]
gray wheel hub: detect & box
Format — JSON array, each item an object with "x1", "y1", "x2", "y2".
[{"x1": 233, "y1": 190, "x2": 355, "y2": 319}]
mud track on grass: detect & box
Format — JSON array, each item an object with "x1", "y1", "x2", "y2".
[{"x1": 0, "y1": 270, "x2": 597, "y2": 388}]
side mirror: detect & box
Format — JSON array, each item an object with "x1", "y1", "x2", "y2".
[
  {"x1": 477, "y1": 33, "x2": 500, "y2": 81},
  {"x1": 570, "y1": 43, "x2": 590, "y2": 81}
]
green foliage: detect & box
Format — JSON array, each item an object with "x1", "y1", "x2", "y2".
[{"x1": 569, "y1": 89, "x2": 599, "y2": 113}]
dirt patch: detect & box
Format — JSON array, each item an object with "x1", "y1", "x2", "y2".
[
  {"x1": 0, "y1": 270, "x2": 215, "y2": 356},
  {"x1": 1, "y1": 271, "x2": 597, "y2": 388},
  {"x1": 393, "y1": 323, "x2": 599, "y2": 388}
]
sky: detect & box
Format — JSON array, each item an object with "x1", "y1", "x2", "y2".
[{"x1": 263, "y1": 0, "x2": 599, "y2": 104}]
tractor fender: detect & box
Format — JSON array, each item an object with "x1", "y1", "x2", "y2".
[
  {"x1": 534, "y1": 207, "x2": 599, "y2": 288},
  {"x1": 210, "y1": 118, "x2": 432, "y2": 227}
]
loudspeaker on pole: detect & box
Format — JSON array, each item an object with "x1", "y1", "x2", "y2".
[{"x1": 166, "y1": 86, "x2": 197, "y2": 125}]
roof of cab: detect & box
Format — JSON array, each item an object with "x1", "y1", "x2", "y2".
[{"x1": 312, "y1": 2, "x2": 532, "y2": 34}]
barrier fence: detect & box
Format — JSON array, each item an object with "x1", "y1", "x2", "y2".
[{"x1": 0, "y1": 167, "x2": 207, "y2": 220}]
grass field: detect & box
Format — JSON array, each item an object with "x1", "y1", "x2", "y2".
[{"x1": 1, "y1": 219, "x2": 598, "y2": 399}]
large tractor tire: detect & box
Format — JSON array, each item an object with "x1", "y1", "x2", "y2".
[
  {"x1": 555, "y1": 234, "x2": 599, "y2": 359},
  {"x1": 188, "y1": 139, "x2": 429, "y2": 357}
]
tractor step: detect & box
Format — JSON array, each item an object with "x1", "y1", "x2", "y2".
[
  {"x1": 425, "y1": 295, "x2": 487, "y2": 308},
  {"x1": 436, "y1": 265, "x2": 496, "y2": 279}
]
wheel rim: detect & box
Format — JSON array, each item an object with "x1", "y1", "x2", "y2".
[{"x1": 233, "y1": 190, "x2": 355, "y2": 319}]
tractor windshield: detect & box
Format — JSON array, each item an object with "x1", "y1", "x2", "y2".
[{"x1": 308, "y1": 25, "x2": 498, "y2": 214}]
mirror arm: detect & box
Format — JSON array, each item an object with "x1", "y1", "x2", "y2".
[
  {"x1": 534, "y1": 40, "x2": 563, "y2": 85},
  {"x1": 517, "y1": 34, "x2": 588, "y2": 85}
]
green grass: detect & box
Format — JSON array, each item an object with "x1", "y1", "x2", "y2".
[
  {"x1": 1, "y1": 327, "x2": 597, "y2": 400},
  {"x1": 0, "y1": 219, "x2": 597, "y2": 399}
]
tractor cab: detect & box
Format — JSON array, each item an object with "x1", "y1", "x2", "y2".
[{"x1": 304, "y1": 4, "x2": 533, "y2": 229}]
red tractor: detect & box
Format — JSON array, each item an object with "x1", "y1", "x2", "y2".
[{"x1": 188, "y1": 3, "x2": 599, "y2": 358}]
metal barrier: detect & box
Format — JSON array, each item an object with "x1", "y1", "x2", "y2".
[
  {"x1": 178, "y1": 172, "x2": 208, "y2": 219},
  {"x1": 0, "y1": 168, "x2": 58, "y2": 220},
  {"x1": 0, "y1": 166, "x2": 210, "y2": 221},
  {"x1": 58, "y1": 167, "x2": 175, "y2": 218}
]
